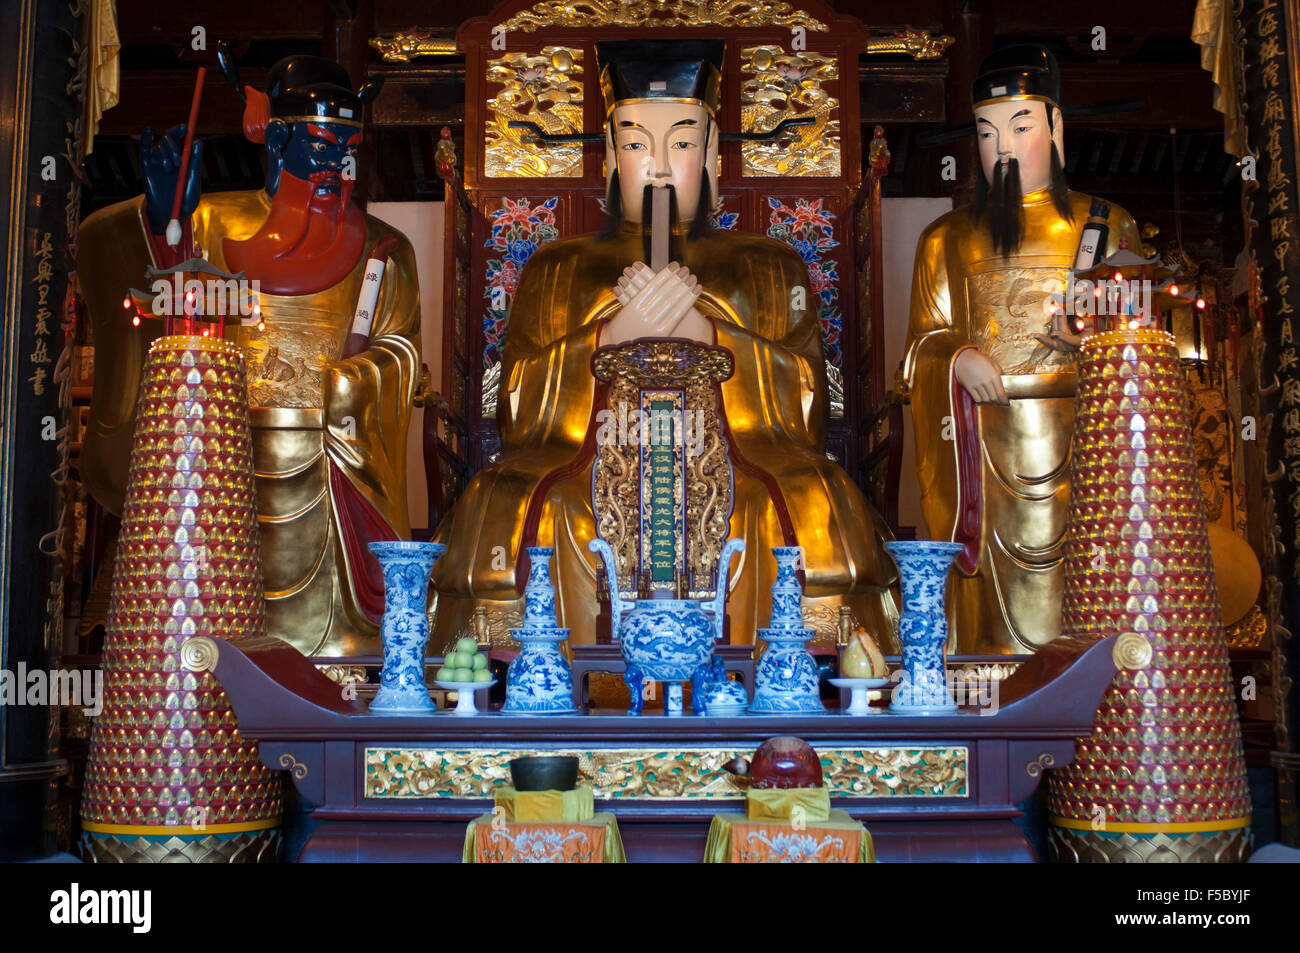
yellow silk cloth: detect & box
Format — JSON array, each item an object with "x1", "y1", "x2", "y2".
[
  {"x1": 745, "y1": 787, "x2": 832, "y2": 823},
  {"x1": 462, "y1": 813, "x2": 625, "y2": 864},
  {"x1": 705, "y1": 805, "x2": 874, "y2": 863},
  {"x1": 493, "y1": 786, "x2": 594, "y2": 822}
]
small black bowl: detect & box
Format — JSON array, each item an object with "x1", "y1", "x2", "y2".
[{"x1": 510, "y1": 755, "x2": 579, "y2": 792}]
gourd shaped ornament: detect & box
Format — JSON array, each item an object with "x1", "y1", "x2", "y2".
[
  {"x1": 589, "y1": 537, "x2": 744, "y2": 715},
  {"x1": 503, "y1": 546, "x2": 577, "y2": 714},
  {"x1": 750, "y1": 547, "x2": 823, "y2": 713}
]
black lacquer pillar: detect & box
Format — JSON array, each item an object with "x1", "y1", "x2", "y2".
[
  {"x1": 1241, "y1": 0, "x2": 1300, "y2": 848},
  {"x1": 0, "y1": 0, "x2": 84, "y2": 860}
]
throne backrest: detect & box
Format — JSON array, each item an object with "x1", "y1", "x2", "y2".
[{"x1": 591, "y1": 339, "x2": 735, "y2": 602}]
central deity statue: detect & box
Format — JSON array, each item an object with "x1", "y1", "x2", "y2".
[{"x1": 432, "y1": 40, "x2": 898, "y2": 649}]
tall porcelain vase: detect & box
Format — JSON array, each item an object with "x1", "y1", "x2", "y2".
[
  {"x1": 503, "y1": 546, "x2": 576, "y2": 714},
  {"x1": 369, "y1": 541, "x2": 445, "y2": 715},
  {"x1": 886, "y1": 540, "x2": 963, "y2": 714},
  {"x1": 750, "y1": 546, "x2": 823, "y2": 713}
]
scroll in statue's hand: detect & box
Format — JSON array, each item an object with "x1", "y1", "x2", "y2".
[
  {"x1": 954, "y1": 348, "x2": 1009, "y2": 405},
  {"x1": 604, "y1": 261, "x2": 708, "y2": 345}
]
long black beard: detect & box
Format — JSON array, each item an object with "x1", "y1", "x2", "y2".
[
  {"x1": 597, "y1": 155, "x2": 713, "y2": 248},
  {"x1": 970, "y1": 145, "x2": 1073, "y2": 258}
]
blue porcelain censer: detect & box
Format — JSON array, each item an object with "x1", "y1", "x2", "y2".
[
  {"x1": 589, "y1": 537, "x2": 744, "y2": 715},
  {"x1": 749, "y1": 546, "x2": 823, "y2": 714},
  {"x1": 885, "y1": 540, "x2": 963, "y2": 714},
  {"x1": 368, "y1": 541, "x2": 445, "y2": 715},
  {"x1": 503, "y1": 546, "x2": 577, "y2": 714}
]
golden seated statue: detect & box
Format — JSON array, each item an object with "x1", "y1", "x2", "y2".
[{"x1": 431, "y1": 39, "x2": 898, "y2": 652}]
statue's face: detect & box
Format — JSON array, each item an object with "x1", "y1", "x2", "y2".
[
  {"x1": 974, "y1": 99, "x2": 1062, "y2": 194},
  {"x1": 608, "y1": 100, "x2": 716, "y2": 222},
  {"x1": 266, "y1": 118, "x2": 361, "y2": 210}
]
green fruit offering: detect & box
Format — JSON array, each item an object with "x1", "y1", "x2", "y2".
[
  {"x1": 471, "y1": 653, "x2": 488, "y2": 671},
  {"x1": 473, "y1": 669, "x2": 493, "y2": 683},
  {"x1": 453, "y1": 667, "x2": 474, "y2": 683},
  {"x1": 435, "y1": 667, "x2": 453, "y2": 682},
  {"x1": 446, "y1": 651, "x2": 466, "y2": 669},
  {"x1": 456, "y1": 636, "x2": 479, "y2": 655}
]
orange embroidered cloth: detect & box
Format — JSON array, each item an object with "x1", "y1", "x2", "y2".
[
  {"x1": 462, "y1": 812, "x2": 626, "y2": 863},
  {"x1": 704, "y1": 808, "x2": 875, "y2": 863}
]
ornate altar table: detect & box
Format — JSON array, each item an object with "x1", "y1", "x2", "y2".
[{"x1": 183, "y1": 633, "x2": 1122, "y2": 863}]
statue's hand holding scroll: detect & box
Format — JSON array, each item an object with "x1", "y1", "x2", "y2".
[
  {"x1": 604, "y1": 262, "x2": 707, "y2": 345},
  {"x1": 954, "y1": 348, "x2": 1009, "y2": 405}
]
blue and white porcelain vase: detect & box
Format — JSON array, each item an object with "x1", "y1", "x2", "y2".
[
  {"x1": 750, "y1": 546, "x2": 823, "y2": 714},
  {"x1": 886, "y1": 540, "x2": 963, "y2": 714},
  {"x1": 503, "y1": 547, "x2": 576, "y2": 714},
  {"x1": 369, "y1": 541, "x2": 444, "y2": 715}
]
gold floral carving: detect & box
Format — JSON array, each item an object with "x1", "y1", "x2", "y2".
[
  {"x1": 496, "y1": 0, "x2": 829, "y2": 33},
  {"x1": 740, "y1": 46, "x2": 839, "y2": 177},
  {"x1": 364, "y1": 746, "x2": 968, "y2": 799},
  {"x1": 486, "y1": 48, "x2": 584, "y2": 178}
]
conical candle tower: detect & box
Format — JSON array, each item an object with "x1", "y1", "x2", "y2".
[
  {"x1": 1048, "y1": 328, "x2": 1251, "y2": 862},
  {"x1": 79, "y1": 335, "x2": 282, "y2": 862}
]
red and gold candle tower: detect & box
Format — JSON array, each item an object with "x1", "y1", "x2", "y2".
[
  {"x1": 1048, "y1": 328, "x2": 1251, "y2": 862},
  {"x1": 80, "y1": 335, "x2": 282, "y2": 862}
]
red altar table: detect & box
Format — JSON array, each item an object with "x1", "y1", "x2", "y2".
[{"x1": 182, "y1": 634, "x2": 1121, "y2": 862}]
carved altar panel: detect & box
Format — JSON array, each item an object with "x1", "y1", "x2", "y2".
[
  {"x1": 364, "y1": 745, "x2": 969, "y2": 799},
  {"x1": 591, "y1": 341, "x2": 735, "y2": 599}
]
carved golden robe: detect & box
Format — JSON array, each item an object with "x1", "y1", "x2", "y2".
[
  {"x1": 432, "y1": 221, "x2": 898, "y2": 649},
  {"x1": 904, "y1": 188, "x2": 1139, "y2": 653},
  {"x1": 78, "y1": 190, "x2": 421, "y2": 656}
]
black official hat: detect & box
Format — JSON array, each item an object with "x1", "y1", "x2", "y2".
[
  {"x1": 972, "y1": 44, "x2": 1061, "y2": 110},
  {"x1": 597, "y1": 39, "x2": 724, "y2": 118},
  {"x1": 264, "y1": 55, "x2": 383, "y2": 128}
]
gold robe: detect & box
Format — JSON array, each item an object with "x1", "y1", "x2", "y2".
[
  {"x1": 432, "y1": 221, "x2": 898, "y2": 649},
  {"x1": 78, "y1": 190, "x2": 421, "y2": 656},
  {"x1": 904, "y1": 187, "x2": 1139, "y2": 654}
]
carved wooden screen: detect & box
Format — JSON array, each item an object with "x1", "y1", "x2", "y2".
[{"x1": 454, "y1": 0, "x2": 874, "y2": 477}]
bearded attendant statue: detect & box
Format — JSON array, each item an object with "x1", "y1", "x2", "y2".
[
  {"x1": 79, "y1": 56, "x2": 421, "y2": 656},
  {"x1": 904, "y1": 45, "x2": 1140, "y2": 654},
  {"x1": 432, "y1": 39, "x2": 898, "y2": 649}
]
